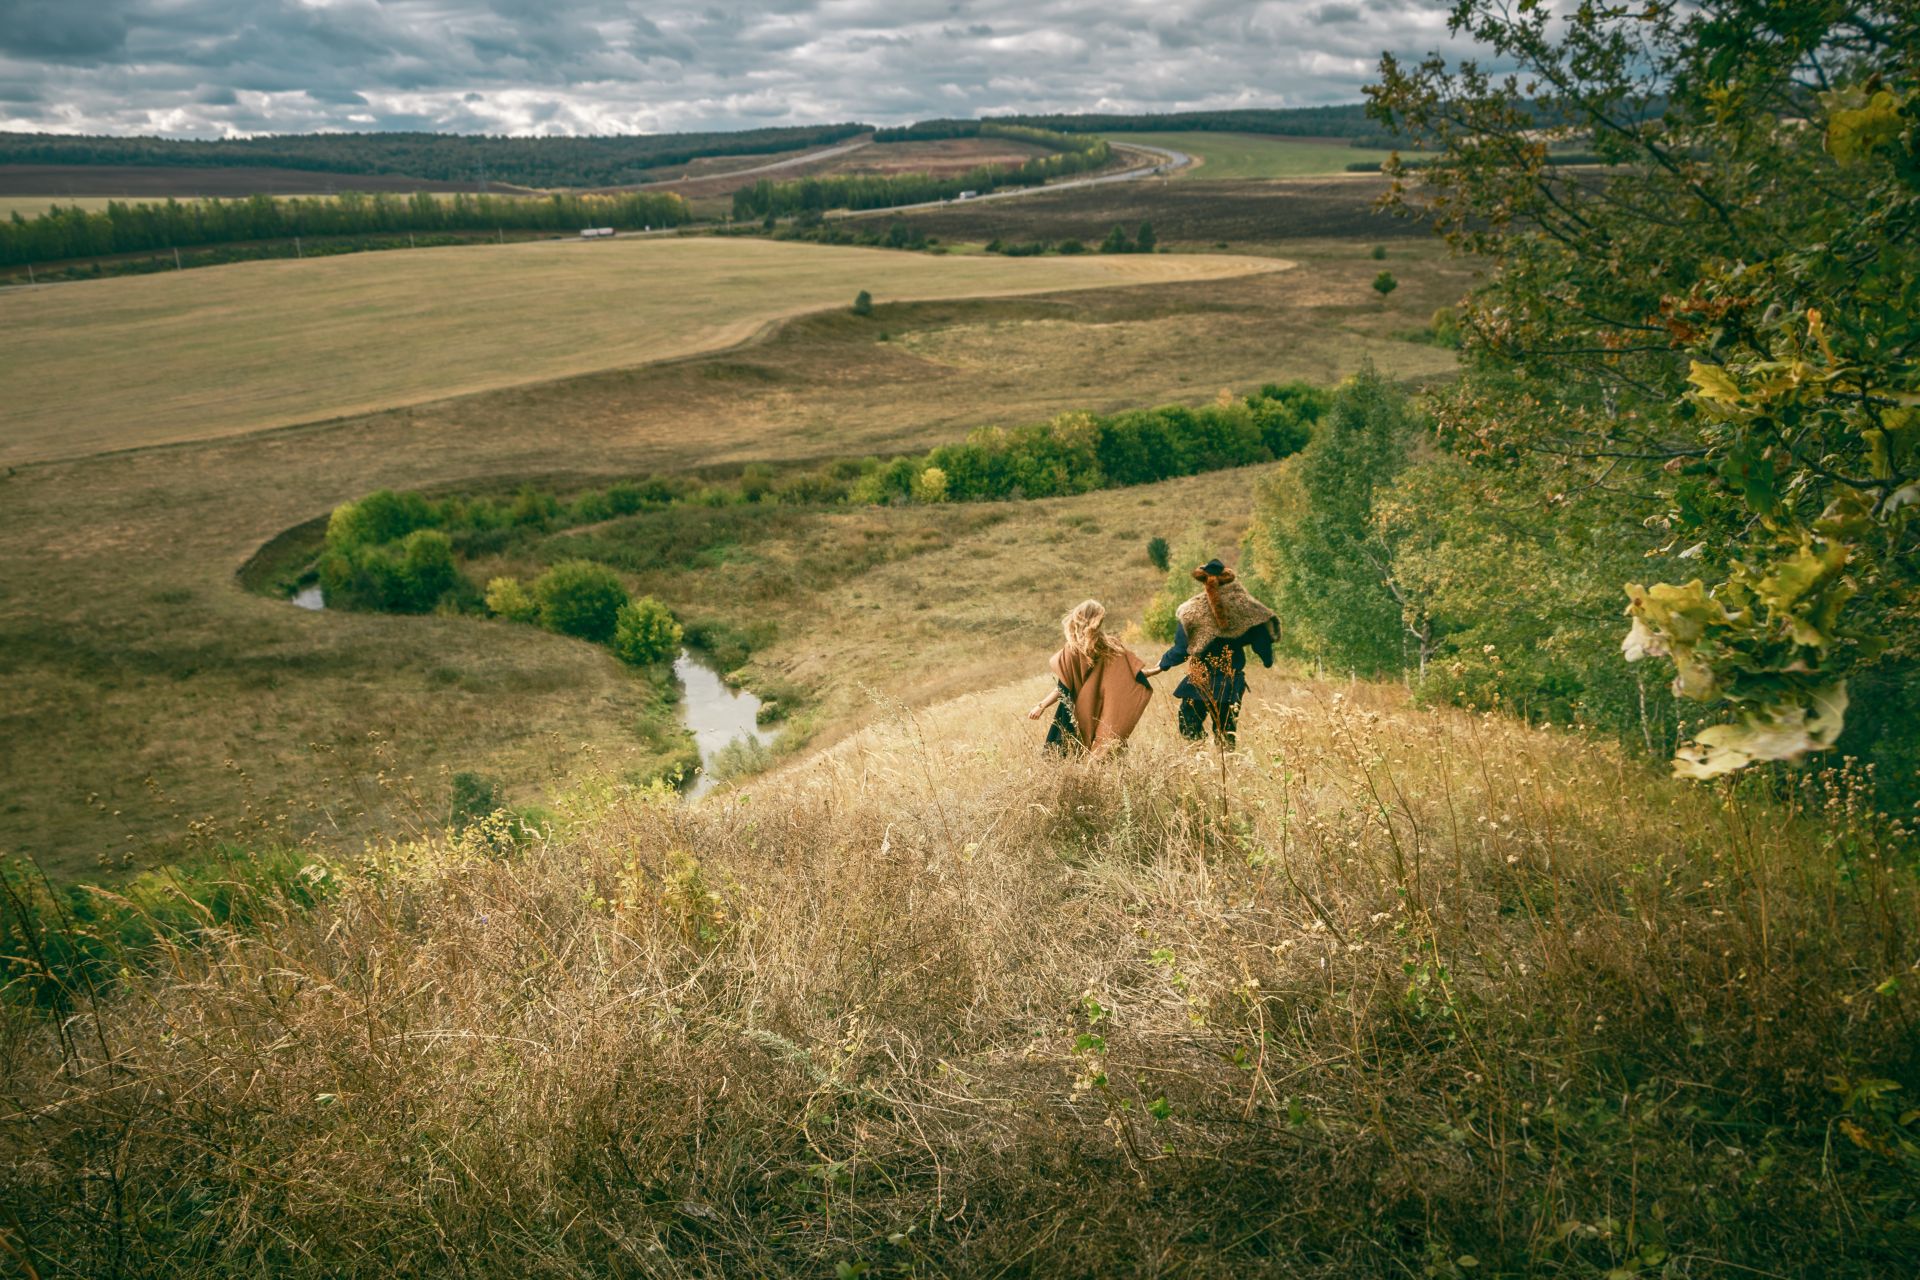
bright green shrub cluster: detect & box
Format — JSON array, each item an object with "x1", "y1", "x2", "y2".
[
  {"x1": 483, "y1": 576, "x2": 539, "y2": 623},
  {"x1": 612, "y1": 598, "x2": 684, "y2": 667},
  {"x1": 318, "y1": 527, "x2": 460, "y2": 613}
]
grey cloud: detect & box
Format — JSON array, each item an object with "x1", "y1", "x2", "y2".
[
  {"x1": 0, "y1": 0, "x2": 1477, "y2": 138},
  {"x1": 0, "y1": 0, "x2": 132, "y2": 60}
]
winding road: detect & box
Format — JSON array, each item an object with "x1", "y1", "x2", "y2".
[{"x1": 828, "y1": 141, "x2": 1193, "y2": 221}]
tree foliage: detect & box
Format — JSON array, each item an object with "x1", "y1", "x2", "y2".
[
  {"x1": 612, "y1": 598, "x2": 684, "y2": 667},
  {"x1": 1244, "y1": 367, "x2": 1422, "y2": 676},
  {"x1": 0, "y1": 124, "x2": 867, "y2": 188},
  {"x1": 731, "y1": 127, "x2": 1110, "y2": 218},
  {"x1": 1, "y1": 189, "x2": 690, "y2": 268},
  {"x1": 1369, "y1": 0, "x2": 1920, "y2": 784},
  {"x1": 531, "y1": 561, "x2": 630, "y2": 644}
]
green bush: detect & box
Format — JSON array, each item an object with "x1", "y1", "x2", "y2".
[
  {"x1": 1146, "y1": 536, "x2": 1170, "y2": 570},
  {"x1": 1056, "y1": 239, "x2": 1087, "y2": 255},
  {"x1": 484, "y1": 576, "x2": 539, "y2": 622},
  {"x1": 613, "y1": 597, "x2": 683, "y2": 667},
  {"x1": 1372, "y1": 270, "x2": 1398, "y2": 297},
  {"x1": 1370, "y1": 244, "x2": 1387, "y2": 260},
  {"x1": 912, "y1": 466, "x2": 950, "y2": 504},
  {"x1": 1099, "y1": 224, "x2": 1133, "y2": 254},
  {"x1": 531, "y1": 560, "x2": 629, "y2": 643},
  {"x1": 852, "y1": 289, "x2": 873, "y2": 316},
  {"x1": 325, "y1": 489, "x2": 433, "y2": 551}
]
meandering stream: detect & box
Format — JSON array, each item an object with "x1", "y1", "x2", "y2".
[{"x1": 288, "y1": 586, "x2": 771, "y2": 796}]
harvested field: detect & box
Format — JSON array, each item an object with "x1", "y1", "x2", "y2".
[
  {"x1": 0, "y1": 237, "x2": 1286, "y2": 466},
  {"x1": 892, "y1": 175, "x2": 1423, "y2": 244}
]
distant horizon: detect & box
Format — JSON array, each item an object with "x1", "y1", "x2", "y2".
[{"x1": 0, "y1": 102, "x2": 1378, "y2": 145}]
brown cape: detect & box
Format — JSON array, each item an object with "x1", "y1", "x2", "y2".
[
  {"x1": 1050, "y1": 643, "x2": 1153, "y2": 751},
  {"x1": 1175, "y1": 579, "x2": 1279, "y2": 660}
]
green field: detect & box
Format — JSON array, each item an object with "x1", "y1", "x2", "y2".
[{"x1": 1112, "y1": 131, "x2": 1396, "y2": 179}]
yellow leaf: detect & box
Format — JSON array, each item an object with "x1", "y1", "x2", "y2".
[{"x1": 1686, "y1": 361, "x2": 1742, "y2": 403}]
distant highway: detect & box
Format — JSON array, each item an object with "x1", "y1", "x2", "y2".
[
  {"x1": 828, "y1": 142, "x2": 1193, "y2": 221},
  {"x1": 634, "y1": 135, "x2": 875, "y2": 189}
]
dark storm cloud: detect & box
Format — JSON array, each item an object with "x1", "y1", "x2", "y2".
[{"x1": 0, "y1": 1, "x2": 1475, "y2": 138}]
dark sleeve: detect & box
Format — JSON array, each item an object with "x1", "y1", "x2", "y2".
[
  {"x1": 1248, "y1": 622, "x2": 1275, "y2": 669},
  {"x1": 1158, "y1": 622, "x2": 1189, "y2": 671}
]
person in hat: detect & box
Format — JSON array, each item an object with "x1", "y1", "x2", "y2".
[
  {"x1": 1142, "y1": 559, "x2": 1278, "y2": 745},
  {"x1": 1027, "y1": 599, "x2": 1154, "y2": 754}
]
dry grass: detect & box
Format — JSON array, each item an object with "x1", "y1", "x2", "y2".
[
  {"x1": 0, "y1": 237, "x2": 1285, "y2": 465},
  {"x1": 0, "y1": 238, "x2": 1473, "y2": 878},
  {"x1": 5, "y1": 674, "x2": 1912, "y2": 1276}
]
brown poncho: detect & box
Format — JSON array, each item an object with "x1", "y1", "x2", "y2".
[{"x1": 1049, "y1": 643, "x2": 1153, "y2": 751}]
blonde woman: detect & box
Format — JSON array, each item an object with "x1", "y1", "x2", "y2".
[{"x1": 1027, "y1": 600, "x2": 1154, "y2": 754}]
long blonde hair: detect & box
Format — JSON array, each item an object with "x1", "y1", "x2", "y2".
[{"x1": 1061, "y1": 599, "x2": 1118, "y2": 663}]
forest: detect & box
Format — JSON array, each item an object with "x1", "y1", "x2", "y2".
[
  {"x1": 0, "y1": 124, "x2": 867, "y2": 188},
  {"x1": 0, "y1": 188, "x2": 690, "y2": 266}
]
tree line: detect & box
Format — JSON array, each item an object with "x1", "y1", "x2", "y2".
[
  {"x1": 0, "y1": 189, "x2": 691, "y2": 267},
  {"x1": 0, "y1": 125, "x2": 868, "y2": 188},
  {"x1": 1246, "y1": 1, "x2": 1917, "y2": 803},
  {"x1": 731, "y1": 126, "x2": 1111, "y2": 218}
]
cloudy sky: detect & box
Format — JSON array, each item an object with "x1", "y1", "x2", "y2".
[{"x1": 0, "y1": 0, "x2": 1467, "y2": 138}]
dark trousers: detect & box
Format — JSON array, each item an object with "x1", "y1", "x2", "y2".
[{"x1": 1178, "y1": 694, "x2": 1240, "y2": 745}]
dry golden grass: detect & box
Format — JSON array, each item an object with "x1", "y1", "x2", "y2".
[
  {"x1": 0, "y1": 237, "x2": 1286, "y2": 465},
  {"x1": 1, "y1": 237, "x2": 1473, "y2": 878},
  {"x1": 5, "y1": 670, "x2": 1911, "y2": 1275}
]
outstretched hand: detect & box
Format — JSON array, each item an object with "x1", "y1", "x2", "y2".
[
  {"x1": 1140, "y1": 665, "x2": 1161, "y2": 677},
  {"x1": 1026, "y1": 704, "x2": 1046, "y2": 721}
]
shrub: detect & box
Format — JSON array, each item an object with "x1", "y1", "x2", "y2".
[
  {"x1": 738, "y1": 464, "x2": 774, "y2": 504},
  {"x1": 449, "y1": 772, "x2": 501, "y2": 833},
  {"x1": 1056, "y1": 239, "x2": 1087, "y2": 255},
  {"x1": 531, "y1": 560, "x2": 629, "y2": 643},
  {"x1": 1136, "y1": 221, "x2": 1156, "y2": 253},
  {"x1": 1146, "y1": 536, "x2": 1170, "y2": 570},
  {"x1": 324, "y1": 489, "x2": 434, "y2": 551},
  {"x1": 851, "y1": 289, "x2": 873, "y2": 316},
  {"x1": 394, "y1": 529, "x2": 458, "y2": 612},
  {"x1": 1370, "y1": 244, "x2": 1388, "y2": 260},
  {"x1": 1099, "y1": 224, "x2": 1133, "y2": 254},
  {"x1": 612, "y1": 597, "x2": 683, "y2": 667},
  {"x1": 1372, "y1": 270, "x2": 1398, "y2": 297},
  {"x1": 485, "y1": 576, "x2": 539, "y2": 622},
  {"x1": 912, "y1": 466, "x2": 950, "y2": 504}
]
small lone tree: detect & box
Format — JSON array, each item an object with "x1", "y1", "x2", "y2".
[
  {"x1": 852, "y1": 289, "x2": 873, "y2": 316},
  {"x1": 613, "y1": 597, "x2": 683, "y2": 666},
  {"x1": 1370, "y1": 244, "x2": 1388, "y2": 260},
  {"x1": 1100, "y1": 224, "x2": 1133, "y2": 254},
  {"x1": 1146, "y1": 536, "x2": 1170, "y2": 570},
  {"x1": 1136, "y1": 221, "x2": 1157, "y2": 253},
  {"x1": 1372, "y1": 270, "x2": 1398, "y2": 298}
]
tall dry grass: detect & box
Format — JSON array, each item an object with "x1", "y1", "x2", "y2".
[{"x1": 3, "y1": 677, "x2": 1915, "y2": 1277}]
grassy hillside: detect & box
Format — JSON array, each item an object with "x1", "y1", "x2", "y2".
[
  {"x1": 0, "y1": 238, "x2": 1283, "y2": 465},
  {"x1": 0, "y1": 235, "x2": 1471, "y2": 878},
  {"x1": 1113, "y1": 132, "x2": 1396, "y2": 179},
  {"x1": 6, "y1": 673, "x2": 1912, "y2": 1275}
]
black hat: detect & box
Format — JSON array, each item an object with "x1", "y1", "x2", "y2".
[{"x1": 1199, "y1": 558, "x2": 1227, "y2": 576}]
